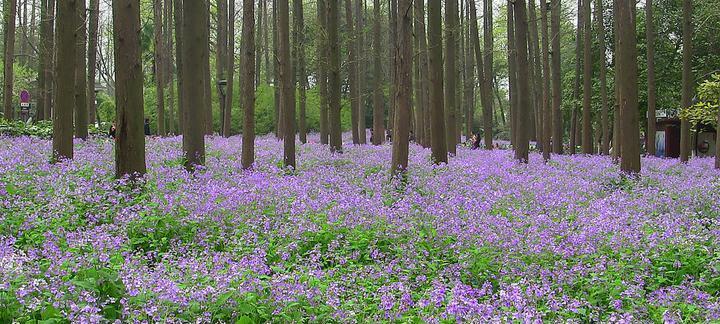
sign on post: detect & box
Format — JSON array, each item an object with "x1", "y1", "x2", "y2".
[{"x1": 20, "y1": 90, "x2": 30, "y2": 108}]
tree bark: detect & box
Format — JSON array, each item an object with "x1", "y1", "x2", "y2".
[
  {"x1": 541, "y1": 0, "x2": 551, "y2": 160},
  {"x1": 617, "y1": 0, "x2": 639, "y2": 173},
  {"x1": 203, "y1": 4, "x2": 213, "y2": 135},
  {"x1": 529, "y1": 0, "x2": 543, "y2": 151},
  {"x1": 445, "y1": 0, "x2": 458, "y2": 155},
  {"x1": 294, "y1": 0, "x2": 307, "y2": 143},
  {"x1": 317, "y1": 0, "x2": 330, "y2": 144},
  {"x1": 174, "y1": 0, "x2": 184, "y2": 135},
  {"x1": 388, "y1": 0, "x2": 397, "y2": 133},
  {"x1": 182, "y1": 0, "x2": 207, "y2": 170},
  {"x1": 596, "y1": 0, "x2": 609, "y2": 155},
  {"x1": 52, "y1": 0, "x2": 76, "y2": 161},
  {"x1": 415, "y1": 0, "x2": 429, "y2": 147},
  {"x1": 469, "y1": 0, "x2": 484, "y2": 141},
  {"x1": 569, "y1": 0, "x2": 582, "y2": 154},
  {"x1": 514, "y1": 0, "x2": 531, "y2": 162},
  {"x1": 3, "y1": 0, "x2": 18, "y2": 120},
  {"x1": 113, "y1": 0, "x2": 146, "y2": 178},
  {"x1": 328, "y1": 0, "x2": 343, "y2": 152},
  {"x1": 428, "y1": 0, "x2": 447, "y2": 163},
  {"x1": 392, "y1": 0, "x2": 412, "y2": 175},
  {"x1": 680, "y1": 0, "x2": 692, "y2": 162},
  {"x1": 611, "y1": 0, "x2": 621, "y2": 161},
  {"x1": 241, "y1": 0, "x2": 256, "y2": 169},
  {"x1": 463, "y1": 0, "x2": 474, "y2": 141},
  {"x1": 224, "y1": 0, "x2": 235, "y2": 137},
  {"x1": 482, "y1": 0, "x2": 494, "y2": 149},
  {"x1": 371, "y1": 0, "x2": 385, "y2": 145},
  {"x1": 551, "y1": 0, "x2": 563, "y2": 154},
  {"x1": 357, "y1": 0, "x2": 367, "y2": 144},
  {"x1": 255, "y1": 0, "x2": 263, "y2": 85},
  {"x1": 345, "y1": 0, "x2": 360, "y2": 144},
  {"x1": 645, "y1": 0, "x2": 655, "y2": 156},
  {"x1": 507, "y1": 4, "x2": 518, "y2": 147},
  {"x1": 88, "y1": 0, "x2": 100, "y2": 126},
  {"x1": 74, "y1": 0, "x2": 88, "y2": 140},
  {"x1": 273, "y1": 0, "x2": 282, "y2": 138},
  {"x1": 582, "y1": 0, "x2": 592, "y2": 153},
  {"x1": 216, "y1": 0, "x2": 227, "y2": 136},
  {"x1": 37, "y1": 0, "x2": 48, "y2": 121},
  {"x1": 154, "y1": 0, "x2": 166, "y2": 135}
]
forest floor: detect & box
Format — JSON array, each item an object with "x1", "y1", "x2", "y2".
[{"x1": 1, "y1": 134, "x2": 719, "y2": 323}]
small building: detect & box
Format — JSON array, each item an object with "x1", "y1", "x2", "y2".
[{"x1": 653, "y1": 117, "x2": 716, "y2": 158}]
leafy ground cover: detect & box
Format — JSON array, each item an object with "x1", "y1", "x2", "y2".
[{"x1": 1, "y1": 134, "x2": 719, "y2": 323}]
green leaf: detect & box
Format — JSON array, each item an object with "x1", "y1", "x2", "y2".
[{"x1": 235, "y1": 315, "x2": 254, "y2": 324}]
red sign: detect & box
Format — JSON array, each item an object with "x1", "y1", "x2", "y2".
[{"x1": 20, "y1": 90, "x2": 30, "y2": 103}]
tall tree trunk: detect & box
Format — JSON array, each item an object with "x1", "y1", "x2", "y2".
[
  {"x1": 113, "y1": 0, "x2": 146, "y2": 178},
  {"x1": 346, "y1": 0, "x2": 360, "y2": 144},
  {"x1": 582, "y1": 0, "x2": 592, "y2": 153},
  {"x1": 514, "y1": 0, "x2": 531, "y2": 162},
  {"x1": 551, "y1": 0, "x2": 563, "y2": 154},
  {"x1": 52, "y1": 0, "x2": 76, "y2": 161},
  {"x1": 317, "y1": 0, "x2": 330, "y2": 144},
  {"x1": 645, "y1": 0, "x2": 655, "y2": 156},
  {"x1": 182, "y1": 0, "x2": 207, "y2": 170},
  {"x1": 612, "y1": 0, "x2": 621, "y2": 161},
  {"x1": 679, "y1": 0, "x2": 692, "y2": 162},
  {"x1": 392, "y1": 0, "x2": 412, "y2": 175},
  {"x1": 241, "y1": 0, "x2": 256, "y2": 169},
  {"x1": 445, "y1": 0, "x2": 458, "y2": 155},
  {"x1": 88, "y1": 0, "x2": 100, "y2": 127},
  {"x1": 294, "y1": 0, "x2": 307, "y2": 143},
  {"x1": 529, "y1": 0, "x2": 543, "y2": 151},
  {"x1": 482, "y1": 0, "x2": 494, "y2": 149},
  {"x1": 203, "y1": 4, "x2": 213, "y2": 135},
  {"x1": 541, "y1": 0, "x2": 551, "y2": 160},
  {"x1": 216, "y1": 0, "x2": 226, "y2": 136},
  {"x1": 223, "y1": 0, "x2": 235, "y2": 137},
  {"x1": 617, "y1": 0, "x2": 639, "y2": 173},
  {"x1": 596, "y1": 0, "x2": 609, "y2": 155},
  {"x1": 507, "y1": 4, "x2": 518, "y2": 147},
  {"x1": 388, "y1": 0, "x2": 397, "y2": 133},
  {"x1": 37, "y1": 0, "x2": 48, "y2": 121},
  {"x1": 256, "y1": 0, "x2": 262, "y2": 85},
  {"x1": 328, "y1": 0, "x2": 343, "y2": 152},
  {"x1": 428, "y1": 0, "x2": 447, "y2": 163},
  {"x1": 263, "y1": 0, "x2": 270, "y2": 84},
  {"x1": 371, "y1": 0, "x2": 385, "y2": 145},
  {"x1": 463, "y1": 0, "x2": 474, "y2": 141},
  {"x1": 19, "y1": 0, "x2": 27, "y2": 67},
  {"x1": 74, "y1": 0, "x2": 88, "y2": 140},
  {"x1": 174, "y1": 0, "x2": 184, "y2": 135},
  {"x1": 273, "y1": 0, "x2": 282, "y2": 138},
  {"x1": 278, "y1": 0, "x2": 295, "y2": 167},
  {"x1": 469, "y1": 0, "x2": 484, "y2": 141},
  {"x1": 415, "y1": 0, "x2": 430, "y2": 148},
  {"x1": 570, "y1": 0, "x2": 582, "y2": 154},
  {"x1": 154, "y1": 0, "x2": 166, "y2": 135},
  {"x1": 357, "y1": 0, "x2": 367, "y2": 144},
  {"x1": 3, "y1": 0, "x2": 18, "y2": 120},
  {"x1": 45, "y1": 0, "x2": 55, "y2": 120}
]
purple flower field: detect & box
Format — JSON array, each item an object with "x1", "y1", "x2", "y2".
[{"x1": 1, "y1": 134, "x2": 720, "y2": 323}]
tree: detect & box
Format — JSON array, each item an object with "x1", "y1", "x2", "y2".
[
  {"x1": 174, "y1": 0, "x2": 184, "y2": 135},
  {"x1": 223, "y1": 0, "x2": 235, "y2": 138},
  {"x1": 392, "y1": 0, "x2": 412, "y2": 175},
  {"x1": 203, "y1": 4, "x2": 213, "y2": 135},
  {"x1": 182, "y1": 0, "x2": 207, "y2": 170},
  {"x1": 428, "y1": 0, "x2": 447, "y2": 163},
  {"x1": 74, "y1": 0, "x2": 88, "y2": 140},
  {"x1": 216, "y1": 0, "x2": 227, "y2": 136},
  {"x1": 445, "y1": 0, "x2": 458, "y2": 155},
  {"x1": 317, "y1": 0, "x2": 330, "y2": 144},
  {"x1": 388, "y1": 0, "x2": 397, "y2": 133},
  {"x1": 3, "y1": 0, "x2": 17, "y2": 120},
  {"x1": 279, "y1": 0, "x2": 296, "y2": 167},
  {"x1": 507, "y1": 3, "x2": 518, "y2": 146},
  {"x1": 328, "y1": 0, "x2": 343, "y2": 153},
  {"x1": 113, "y1": 0, "x2": 146, "y2": 178},
  {"x1": 468, "y1": 0, "x2": 484, "y2": 141},
  {"x1": 514, "y1": 0, "x2": 531, "y2": 162},
  {"x1": 482, "y1": 0, "x2": 494, "y2": 149},
  {"x1": 88, "y1": 0, "x2": 100, "y2": 126},
  {"x1": 52, "y1": 0, "x2": 77, "y2": 162},
  {"x1": 415, "y1": 0, "x2": 430, "y2": 148},
  {"x1": 294, "y1": 0, "x2": 307, "y2": 144},
  {"x1": 154, "y1": 0, "x2": 166, "y2": 136},
  {"x1": 529, "y1": 0, "x2": 543, "y2": 151},
  {"x1": 582, "y1": 0, "x2": 592, "y2": 154},
  {"x1": 463, "y1": 0, "x2": 475, "y2": 141},
  {"x1": 37, "y1": 0, "x2": 50, "y2": 121},
  {"x1": 241, "y1": 0, "x2": 256, "y2": 170},
  {"x1": 617, "y1": 0, "x2": 640, "y2": 173},
  {"x1": 541, "y1": 0, "x2": 551, "y2": 160},
  {"x1": 551, "y1": 0, "x2": 563, "y2": 154},
  {"x1": 570, "y1": 0, "x2": 582, "y2": 154},
  {"x1": 356, "y1": 0, "x2": 367, "y2": 144},
  {"x1": 371, "y1": 0, "x2": 385, "y2": 146},
  {"x1": 345, "y1": 0, "x2": 360, "y2": 144},
  {"x1": 596, "y1": 0, "x2": 609, "y2": 155},
  {"x1": 679, "y1": 0, "x2": 692, "y2": 162}
]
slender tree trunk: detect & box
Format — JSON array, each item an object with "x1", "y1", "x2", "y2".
[
  {"x1": 19, "y1": 0, "x2": 27, "y2": 67},
  {"x1": 346, "y1": 0, "x2": 360, "y2": 144},
  {"x1": 241, "y1": 0, "x2": 256, "y2": 169},
  {"x1": 428, "y1": 0, "x2": 447, "y2": 163},
  {"x1": 524, "y1": 1, "x2": 537, "y2": 144},
  {"x1": 469, "y1": 0, "x2": 484, "y2": 141},
  {"x1": 507, "y1": 4, "x2": 518, "y2": 147},
  {"x1": 203, "y1": 4, "x2": 213, "y2": 135},
  {"x1": 582, "y1": 0, "x2": 592, "y2": 153},
  {"x1": 174, "y1": 0, "x2": 184, "y2": 135},
  {"x1": 514, "y1": 0, "x2": 531, "y2": 162},
  {"x1": 463, "y1": 0, "x2": 474, "y2": 141},
  {"x1": 645, "y1": 0, "x2": 655, "y2": 156},
  {"x1": 371, "y1": 0, "x2": 385, "y2": 145},
  {"x1": 294, "y1": 0, "x2": 307, "y2": 143},
  {"x1": 529, "y1": 0, "x2": 543, "y2": 151},
  {"x1": 611, "y1": 0, "x2": 620, "y2": 161},
  {"x1": 182, "y1": 0, "x2": 207, "y2": 170},
  {"x1": 541, "y1": 0, "x2": 551, "y2": 160},
  {"x1": 37, "y1": 0, "x2": 48, "y2": 121},
  {"x1": 154, "y1": 0, "x2": 166, "y2": 135},
  {"x1": 444, "y1": 0, "x2": 458, "y2": 155},
  {"x1": 482, "y1": 0, "x2": 494, "y2": 149},
  {"x1": 113, "y1": 0, "x2": 146, "y2": 178},
  {"x1": 273, "y1": 0, "x2": 282, "y2": 138},
  {"x1": 88, "y1": 0, "x2": 100, "y2": 127},
  {"x1": 3, "y1": 0, "x2": 18, "y2": 120},
  {"x1": 357, "y1": 0, "x2": 367, "y2": 144},
  {"x1": 45, "y1": 0, "x2": 55, "y2": 120},
  {"x1": 52, "y1": 0, "x2": 76, "y2": 161},
  {"x1": 570, "y1": 0, "x2": 582, "y2": 154},
  {"x1": 166, "y1": 0, "x2": 174, "y2": 134},
  {"x1": 223, "y1": 0, "x2": 235, "y2": 137},
  {"x1": 216, "y1": 0, "x2": 226, "y2": 136},
  {"x1": 680, "y1": 0, "x2": 692, "y2": 162},
  {"x1": 388, "y1": 0, "x2": 397, "y2": 133},
  {"x1": 74, "y1": 0, "x2": 88, "y2": 140},
  {"x1": 392, "y1": 0, "x2": 412, "y2": 175},
  {"x1": 278, "y1": 0, "x2": 295, "y2": 167},
  {"x1": 317, "y1": 0, "x2": 330, "y2": 144},
  {"x1": 551, "y1": 0, "x2": 563, "y2": 154},
  {"x1": 597, "y1": 0, "x2": 609, "y2": 155},
  {"x1": 617, "y1": 0, "x2": 639, "y2": 173},
  {"x1": 416, "y1": 0, "x2": 430, "y2": 148},
  {"x1": 263, "y1": 0, "x2": 270, "y2": 84},
  {"x1": 328, "y1": 0, "x2": 343, "y2": 152},
  {"x1": 256, "y1": 0, "x2": 263, "y2": 86}
]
